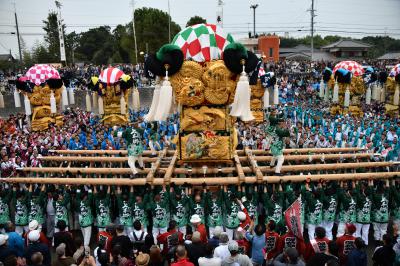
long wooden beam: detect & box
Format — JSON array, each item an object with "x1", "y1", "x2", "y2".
[
  {"x1": 49, "y1": 150, "x2": 175, "y2": 156},
  {"x1": 245, "y1": 148, "x2": 264, "y2": 183},
  {"x1": 50, "y1": 147, "x2": 364, "y2": 156},
  {"x1": 3, "y1": 171, "x2": 400, "y2": 186},
  {"x1": 146, "y1": 148, "x2": 167, "y2": 184},
  {"x1": 22, "y1": 161, "x2": 394, "y2": 175},
  {"x1": 236, "y1": 147, "x2": 365, "y2": 155},
  {"x1": 164, "y1": 151, "x2": 178, "y2": 185},
  {"x1": 39, "y1": 152, "x2": 376, "y2": 164}
]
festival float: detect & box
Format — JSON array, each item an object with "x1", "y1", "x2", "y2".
[
  {"x1": 88, "y1": 67, "x2": 134, "y2": 125},
  {"x1": 144, "y1": 24, "x2": 260, "y2": 163},
  {"x1": 384, "y1": 63, "x2": 400, "y2": 116},
  {"x1": 16, "y1": 64, "x2": 64, "y2": 131},
  {"x1": 327, "y1": 60, "x2": 366, "y2": 116}
]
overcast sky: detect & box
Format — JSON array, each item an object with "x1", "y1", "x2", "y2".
[{"x1": 0, "y1": 0, "x2": 399, "y2": 57}]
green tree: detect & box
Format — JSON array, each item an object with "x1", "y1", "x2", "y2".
[
  {"x1": 132, "y1": 7, "x2": 181, "y2": 63},
  {"x1": 186, "y1": 16, "x2": 206, "y2": 27},
  {"x1": 74, "y1": 26, "x2": 114, "y2": 64}
]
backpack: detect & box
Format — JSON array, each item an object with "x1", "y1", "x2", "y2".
[{"x1": 132, "y1": 231, "x2": 145, "y2": 252}]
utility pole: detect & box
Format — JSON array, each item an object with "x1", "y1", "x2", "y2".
[
  {"x1": 131, "y1": 0, "x2": 138, "y2": 64},
  {"x1": 13, "y1": 3, "x2": 22, "y2": 62},
  {"x1": 310, "y1": 0, "x2": 316, "y2": 61},
  {"x1": 250, "y1": 4, "x2": 258, "y2": 38},
  {"x1": 168, "y1": 0, "x2": 171, "y2": 43},
  {"x1": 55, "y1": 1, "x2": 66, "y2": 64}
]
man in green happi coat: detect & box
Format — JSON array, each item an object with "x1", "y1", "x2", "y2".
[
  {"x1": 372, "y1": 180, "x2": 390, "y2": 242},
  {"x1": 205, "y1": 186, "x2": 224, "y2": 237},
  {"x1": 267, "y1": 110, "x2": 290, "y2": 175},
  {"x1": 75, "y1": 188, "x2": 94, "y2": 247},
  {"x1": 13, "y1": 187, "x2": 29, "y2": 236},
  {"x1": 117, "y1": 186, "x2": 135, "y2": 236},
  {"x1": 116, "y1": 122, "x2": 145, "y2": 177},
  {"x1": 170, "y1": 185, "x2": 189, "y2": 235}
]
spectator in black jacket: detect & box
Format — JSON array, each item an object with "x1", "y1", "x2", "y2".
[
  {"x1": 53, "y1": 220, "x2": 75, "y2": 257},
  {"x1": 24, "y1": 230, "x2": 51, "y2": 266},
  {"x1": 185, "y1": 231, "x2": 206, "y2": 266},
  {"x1": 372, "y1": 234, "x2": 396, "y2": 266},
  {"x1": 110, "y1": 224, "x2": 133, "y2": 258}
]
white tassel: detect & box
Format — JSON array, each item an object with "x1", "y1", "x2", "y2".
[
  {"x1": 371, "y1": 83, "x2": 378, "y2": 100},
  {"x1": 0, "y1": 92, "x2": 4, "y2": 108},
  {"x1": 145, "y1": 78, "x2": 161, "y2": 121},
  {"x1": 344, "y1": 86, "x2": 350, "y2": 107},
  {"x1": 24, "y1": 94, "x2": 31, "y2": 115},
  {"x1": 154, "y1": 76, "x2": 173, "y2": 121},
  {"x1": 365, "y1": 85, "x2": 371, "y2": 105},
  {"x1": 273, "y1": 84, "x2": 279, "y2": 105},
  {"x1": 324, "y1": 83, "x2": 329, "y2": 102},
  {"x1": 14, "y1": 90, "x2": 21, "y2": 108},
  {"x1": 394, "y1": 84, "x2": 399, "y2": 106},
  {"x1": 380, "y1": 84, "x2": 386, "y2": 103},
  {"x1": 230, "y1": 70, "x2": 254, "y2": 121},
  {"x1": 50, "y1": 91, "x2": 57, "y2": 114},
  {"x1": 263, "y1": 87, "x2": 270, "y2": 108},
  {"x1": 319, "y1": 80, "x2": 324, "y2": 98},
  {"x1": 92, "y1": 92, "x2": 98, "y2": 109},
  {"x1": 68, "y1": 88, "x2": 75, "y2": 105},
  {"x1": 120, "y1": 92, "x2": 126, "y2": 115},
  {"x1": 86, "y1": 92, "x2": 92, "y2": 112},
  {"x1": 98, "y1": 97, "x2": 104, "y2": 115},
  {"x1": 132, "y1": 87, "x2": 140, "y2": 112},
  {"x1": 61, "y1": 86, "x2": 68, "y2": 106},
  {"x1": 332, "y1": 81, "x2": 339, "y2": 103}
]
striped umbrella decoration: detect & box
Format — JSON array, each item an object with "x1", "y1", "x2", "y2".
[
  {"x1": 172, "y1": 23, "x2": 234, "y2": 62},
  {"x1": 26, "y1": 64, "x2": 61, "y2": 85},
  {"x1": 99, "y1": 67, "x2": 124, "y2": 85},
  {"x1": 333, "y1": 60, "x2": 364, "y2": 77},
  {"x1": 389, "y1": 63, "x2": 400, "y2": 77}
]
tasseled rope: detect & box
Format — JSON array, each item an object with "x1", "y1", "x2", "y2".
[
  {"x1": 68, "y1": 88, "x2": 75, "y2": 105},
  {"x1": 332, "y1": 80, "x2": 339, "y2": 103},
  {"x1": 98, "y1": 96, "x2": 104, "y2": 115},
  {"x1": 132, "y1": 87, "x2": 140, "y2": 112},
  {"x1": 0, "y1": 91, "x2": 5, "y2": 108},
  {"x1": 344, "y1": 86, "x2": 350, "y2": 107},
  {"x1": 24, "y1": 94, "x2": 31, "y2": 115},
  {"x1": 120, "y1": 92, "x2": 126, "y2": 115},
  {"x1": 365, "y1": 85, "x2": 371, "y2": 105},
  {"x1": 145, "y1": 77, "x2": 161, "y2": 121},
  {"x1": 394, "y1": 83, "x2": 399, "y2": 106},
  {"x1": 154, "y1": 65, "x2": 173, "y2": 121},
  {"x1": 319, "y1": 79, "x2": 324, "y2": 98},
  {"x1": 230, "y1": 62, "x2": 254, "y2": 121},
  {"x1": 61, "y1": 86, "x2": 68, "y2": 106}
]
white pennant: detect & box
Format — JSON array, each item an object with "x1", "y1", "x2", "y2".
[
  {"x1": 86, "y1": 92, "x2": 92, "y2": 112},
  {"x1": 68, "y1": 88, "x2": 75, "y2": 105},
  {"x1": 24, "y1": 94, "x2": 31, "y2": 115},
  {"x1": 61, "y1": 86, "x2": 68, "y2": 106},
  {"x1": 14, "y1": 89, "x2": 21, "y2": 108},
  {"x1": 50, "y1": 91, "x2": 57, "y2": 114}
]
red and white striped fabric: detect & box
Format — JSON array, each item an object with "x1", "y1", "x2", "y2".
[
  {"x1": 99, "y1": 67, "x2": 124, "y2": 85},
  {"x1": 389, "y1": 63, "x2": 400, "y2": 77},
  {"x1": 25, "y1": 64, "x2": 61, "y2": 85},
  {"x1": 333, "y1": 61, "x2": 364, "y2": 77}
]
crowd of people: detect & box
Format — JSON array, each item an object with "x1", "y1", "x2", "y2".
[{"x1": 0, "y1": 58, "x2": 399, "y2": 266}]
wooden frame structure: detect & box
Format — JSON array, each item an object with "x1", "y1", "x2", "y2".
[{"x1": 2, "y1": 147, "x2": 398, "y2": 186}]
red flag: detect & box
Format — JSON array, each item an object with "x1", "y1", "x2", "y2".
[{"x1": 284, "y1": 196, "x2": 303, "y2": 240}]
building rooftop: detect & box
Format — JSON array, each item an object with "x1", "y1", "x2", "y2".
[
  {"x1": 377, "y1": 52, "x2": 400, "y2": 60},
  {"x1": 321, "y1": 39, "x2": 372, "y2": 49}
]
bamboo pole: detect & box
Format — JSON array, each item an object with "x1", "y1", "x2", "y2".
[
  {"x1": 22, "y1": 161, "x2": 394, "y2": 175},
  {"x1": 2, "y1": 171, "x2": 400, "y2": 186},
  {"x1": 49, "y1": 150, "x2": 175, "y2": 156}
]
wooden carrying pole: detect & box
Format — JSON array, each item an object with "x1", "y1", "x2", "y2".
[
  {"x1": 21, "y1": 161, "x2": 395, "y2": 175},
  {"x1": 39, "y1": 153, "x2": 376, "y2": 164},
  {"x1": 3, "y1": 171, "x2": 400, "y2": 186},
  {"x1": 50, "y1": 147, "x2": 364, "y2": 156}
]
